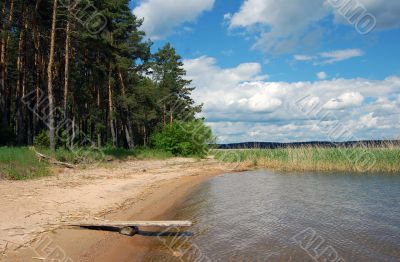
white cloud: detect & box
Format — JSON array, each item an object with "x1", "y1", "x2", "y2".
[
  {"x1": 360, "y1": 113, "x2": 378, "y2": 128},
  {"x1": 248, "y1": 95, "x2": 282, "y2": 113},
  {"x1": 333, "y1": 0, "x2": 400, "y2": 30},
  {"x1": 133, "y1": 0, "x2": 214, "y2": 40},
  {"x1": 294, "y1": 55, "x2": 314, "y2": 61},
  {"x1": 294, "y1": 49, "x2": 364, "y2": 65},
  {"x1": 227, "y1": 0, "x2": 400, "y2": 54},
  {"x1": 228, "y1": 0, "x2": 327, "y2": 31},
  {"x1": 323, "y1": 92, "x2": 364, "y2": 110},
  {"x1": 184, "y1": 56, "x2": 400, "y2": 143},
  {"x1": 319, "y1": 49, "x2": 364, "y2": 64},
  {"x1": 317, "y1": 71, "x2": 327, "y2": 80},
  {"x1": 227, "y1": 0, "x2": 327, "y2": 54}
]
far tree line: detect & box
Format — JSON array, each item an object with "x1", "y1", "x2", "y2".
[{"x1": 0, "y1": 0, "x2": 202, "y2": 151}]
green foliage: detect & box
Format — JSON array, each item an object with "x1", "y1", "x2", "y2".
[
  {"x1": 0, "y1": 147, "x2": 49, "y2": 180},
  {"x1": 0, "y1": 0, "x2": 204, "y2": 155},
  {"x1": 34, "y1": 131, "x2": 50, "y2": 148},
  {"x1": 151, "y1": 121, "x2": 214, "y2": 157}
]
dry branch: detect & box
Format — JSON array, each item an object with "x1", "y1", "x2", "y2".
[{"x1": 30, "y1": 147, "x2": 75, "y2": 169}]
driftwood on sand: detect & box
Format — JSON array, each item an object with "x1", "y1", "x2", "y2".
[
  {"x1": 30, "y1": 147, "x2": 75, "y2": 169},
  {"x1": 65, "y1": 220, "x2": 192, "y2": 236}
]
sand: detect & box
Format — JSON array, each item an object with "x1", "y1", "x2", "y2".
[{"x1": 0, "y1": 158, "x2": 239, "y2": 261}]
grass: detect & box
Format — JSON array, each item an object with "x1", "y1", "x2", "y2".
[
  {"x1": 213, "y1": 147, "x2": 400, "y2": 173},
  {"x1": 0, "y1": 147, "x2": 50, "y2": 180},
  {"x1": 0, "y1": 146, "x2": 174, "y2": 180}
]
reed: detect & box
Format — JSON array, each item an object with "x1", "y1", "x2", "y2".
[{"x1": 213, "y1": 146, "x2": 400, "y2": 173}]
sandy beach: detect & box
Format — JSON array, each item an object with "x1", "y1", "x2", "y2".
[{"x1": 0, "y1": 158, "x2": 238, "y2": 261}]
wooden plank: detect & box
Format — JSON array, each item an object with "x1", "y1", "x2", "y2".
[{"x1": 65, "y1": 220, "x2": 192, "y2": 228}]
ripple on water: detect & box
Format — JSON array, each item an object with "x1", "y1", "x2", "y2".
[{"x1": 148, "y1": 171, "x2": 400, "y2": 262}]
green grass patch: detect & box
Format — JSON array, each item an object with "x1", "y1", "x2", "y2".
[
  {"x1": 213, "y1": 147, "x2": 400, "y2": 173},
  {"x1": 132, "y1": 148, "x2": 173, "y2": 160},
  {"x1": 0, "y1": 146, "x2": 174, "y2": 181},
  {"x1": 102, "y1": 147, "x2": 172, "y2": 160},
  {"x1": 37, "y1": 147, "x2": 173, "y2": 163},
  {"x1": 0, "y1": 147, "x2": 50, "y2": 180}
]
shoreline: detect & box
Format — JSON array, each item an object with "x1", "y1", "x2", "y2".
[
  {"x1": 86, "y1": 173, "x2": 216, "y2": 262},
  {"x1": 1, "y1": 158, "x2": 236, "y2": 261}
]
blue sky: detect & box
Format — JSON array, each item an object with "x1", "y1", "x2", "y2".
[{"x1": 131, "y1": 0, "x2": 400, "y2": 143}]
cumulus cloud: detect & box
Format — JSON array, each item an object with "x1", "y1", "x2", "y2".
[
  {"x1": 184, "y1": 56, "x2": 400, "y2": 143},
  {"x1": 226, "y1": 0, "x2": 400, "y2": 54},
  {"x1": 227, "y1": 0, "x2": 327, "y2": 54},
  {"x1": 323, "y1": 92, "x2": 364, "y2": 110},
  {"x1": 133, "y1": 0, "x2": 214, "y2": 39}
]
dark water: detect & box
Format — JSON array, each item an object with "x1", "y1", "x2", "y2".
[{"x1": 147, "y1": 171, "x2": 400, "y2": 262}]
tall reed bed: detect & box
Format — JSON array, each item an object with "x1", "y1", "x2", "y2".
[{"x1": 213, "y1": 146, "x2": 400, "y2": 173}]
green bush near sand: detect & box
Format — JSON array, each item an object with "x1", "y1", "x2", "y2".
[
  {"x1": 213, "y1": 147, "x2": 400, "y2": 173},
  {"x1": 151, "y1": 120, "x2": 215, "y2": 157}
]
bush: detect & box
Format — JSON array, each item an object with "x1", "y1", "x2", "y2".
[
  {"x1": 34, "y1": 130, "x2": 50, "y2": 148},
  {"x1": 151, "y1": 120, "x2": 215, "y2": 157}
]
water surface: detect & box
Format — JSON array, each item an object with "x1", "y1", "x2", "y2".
[{"x1": 148, "y1": 171, "x2": 400, "y2": 261}]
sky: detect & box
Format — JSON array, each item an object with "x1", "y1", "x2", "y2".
[{"x1": 130, "y1": 0, "x2": 400, "y2": 143}]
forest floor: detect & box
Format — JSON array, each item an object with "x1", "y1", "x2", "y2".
[{"x1": 0, "y1": 158, "x2": 240, "y2": 261}]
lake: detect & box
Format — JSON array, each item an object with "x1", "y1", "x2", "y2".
[{"x1": 147, "y1": 171, "x2": 400, "y2": 261}]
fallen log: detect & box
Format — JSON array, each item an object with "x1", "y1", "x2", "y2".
[
  {"x1": 31, "y1": 147, "x2": 75, "y2": 169},
  {"x1": 65, "y1": 220, "x2": 192, "y2": 236},
  {"x1": 65, "y1": 220, "x2": 192, "y2": 228}
]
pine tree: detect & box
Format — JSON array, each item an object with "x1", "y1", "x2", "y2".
[{"x1": 0, "y1": 0, "x2": 203, "y2": 150}]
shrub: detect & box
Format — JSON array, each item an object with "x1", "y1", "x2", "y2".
[
  {"x1": 151, "y1": 120, "x2": 215, "y2": 157},
  {"x1": 34, "y1": 130, "x2": 50, "y2": 148}
]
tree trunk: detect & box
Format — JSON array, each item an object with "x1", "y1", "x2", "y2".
[
  {"x1": 108, "y1": 64, "x2": 116, "y2": 147},
  {"x1": 71, "y1": 116, "x2": 75, "y2": 148},
  {"x1": 170, "y1": 108, "x2": 174, "y2": 124},
  {"x1": 163, "y1": 104, "x2": 166, "y2": 129},
  {"x1": 143, "y1": 125, "x2": 147, "y2": 147},
  {"x1": 16, "y1": 7, "x2": 27, "y2": 145},
  {"x1": 118, "y1": 70, "x2": 134, "y2": 149},
  {"x1": 96, "y1": 84, "x2": 101, "y2": 147},
  {"x1": 63, "y1": 8, "x2": 71, "y2": 118},
  {"x1": 47, "y1": 0, "x2": 58, "y2": 152},
  {"x1": 0, "y1": 0, "x2": 14, "y2": 128},
  {"x1": 33, "y1": 13, "x2": 41, "y2": 134},
  {"x1": 0, "y1": 0, "x2": 5, "y2": 30},
  {"x1": 0, "y1": 0, "x2": 6, "y2": 126}
]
